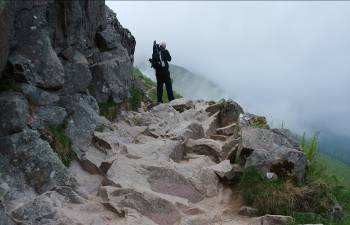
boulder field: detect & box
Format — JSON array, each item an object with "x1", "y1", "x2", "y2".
[{"x1": 1, "y1": 98, "x2": 307, "y2": 225}]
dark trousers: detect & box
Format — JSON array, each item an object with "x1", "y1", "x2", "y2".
[{"x1": 156, "y1": 76, "x2": 174, "y2": 103}]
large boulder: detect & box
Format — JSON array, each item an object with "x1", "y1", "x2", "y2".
[
  {"x1": 10, "y1": 32, "x2": 65, "y2": 89},
  {"x1": 20, "y1": 83, "x2": 60, "y2": 106},
  {"x1": 60, "y1": 93, "x2": 103, "y2": 154},
  {"x1": 10, "y1": 191, "x2": 77, "y2": 225},
  {"x1": 0, "y1": 92, "x2": 28, "y2": 137},
  {"x1": 205, "y1": 99, "x2": 243, "y2": 127},
  {"x1": 185, "y1": 138, "x2": 223, "y2": 163},
  {"x1": 237, "y1": 127, "x2": 307, "y2": 181},
  {"x1": 99, "y1": 186, "x2": 181, "y2": 225},
  {"x1": 0, "y1": 129, "x2": 77, "y2": 193}
]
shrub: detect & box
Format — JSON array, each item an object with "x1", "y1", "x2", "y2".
[
  {"x1": 98, "y1": 98, "x2": 118, "y2": 121},
  {"x1": 128, "y1": 84, "x2": 143, "y2": 111},
  {"x1": 47, "y1": 124, "x2": 75, "y2": 167},
  {"x1": 238, "y1": 133, "x2": 350, "y2": 225}
]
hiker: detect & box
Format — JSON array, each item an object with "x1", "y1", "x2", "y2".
[{"x1": 149, "y1": 41, "x2": 175, "y2": 103}]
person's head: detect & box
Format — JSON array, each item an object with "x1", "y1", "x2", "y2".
[{"x1": 160, "y1": 41, "x2": 166, "y2": 49}]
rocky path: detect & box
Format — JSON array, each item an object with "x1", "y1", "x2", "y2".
[
  {"x1": 64, "y1": 99, "x2": 253, "y2": 225},
  {"x1": 1, "y1": 99, "x2": 302, "y2": 225}
]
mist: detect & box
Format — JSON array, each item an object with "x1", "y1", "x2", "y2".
[{"x1": 107, "y1": 1, "x2": 350, "y2": 138}]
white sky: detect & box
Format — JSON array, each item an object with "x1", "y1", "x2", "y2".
[{"x1": 107, "y1": 1, "x2": 350, "y2": 137}]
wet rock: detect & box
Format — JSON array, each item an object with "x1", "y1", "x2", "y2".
[
  {"x1": 238, "y1": 127, "x2": 307, "y2": 182},
  {"x1": 20, "y1": 83, "x2": 60, "y2": 106},
  {"x1": 0, "y1": 129, "x2": 77, "y2": 193},
  {"x1": 185, "y1": 138, "x2": 222, "y2": 163},
  {"x1": 238, "y1": 206, "x2": 258, "y2": 217},
  {"x1": 249, "y1": 214, "x2": 294, "y2": 225},
  {"x1": 0, "y1": 92, "x2": 28, "y2": 137}
]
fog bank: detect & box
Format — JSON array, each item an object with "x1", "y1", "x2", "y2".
[{"x1": 107, "y1": 1, "x2": 350, "y2": 138}]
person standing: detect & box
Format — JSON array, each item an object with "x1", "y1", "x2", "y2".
[{"x1": 150, "y1": 41, "x2": 174, "y2": 103}]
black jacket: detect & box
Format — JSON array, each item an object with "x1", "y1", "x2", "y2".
[{"x1": 158, "y1": 47, "x2": 171, "y2": 71}]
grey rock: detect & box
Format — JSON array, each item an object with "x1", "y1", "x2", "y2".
[
  {"x1": 11, "y1": 191, "x2": 76, "y2": 225},
  {"x1": 209, "y1": 160, "x2": 242, "y2": 181},
  {"x1": 0, "y1": 92, "x2": 28, "y2": 137},
  {"x1": 90, "y1": 50, "x2": 132, "y2": 103},
  {"x1": 96, "y1": 25, "x2": 119, "y2": 51},
  {"x1": 20, "y1": 83, "x2": 60, "y2": 106},
  {"x1": 169, "y1": 98, "x2": 194, "y2": 113},
  {"x1": 0, "y1": 203, "x2": 16, "y2": 225},
  {"x1": 60, "y1": 48, "x2": 89, "y2": 65},
  {"x1": 205, "y1": 99, "x2": 243, "y2": 127},
  {"x1": 0, "y1": 129, "x2": 77, "y2": 193},
  {"x1": 272, "y1": 128, "x2": 300, "y2": 149},
  {"x1": 238, "y1": 127, "x2": 307, "y2": 182},
  {"x1": 185, "y1": 138, "x2": 222, "y2": 163},
  {"x1": 330, "y1": 203, "x2": 344, "y2": 221},
  {"x1": 216, "y1": 122, "x2": 240, "y2": 136},
  {"x1": 106, "y1": 6, "x2": 136, "y2": 59},
  {"x1": 10, "y1": 32, "x2": 65, "y2": 89},
  {"x1": 98, "y1": 187, "x2": 181, "y2": 225},
  {"x1": 61, "y1": 62, "x2": 92, "y2": 94},
  {"x1": 249, "y1": 214, "x2": 294, "y2": 225},
  {"x1": 60, "y1": 94, "x2": 102, "y2": 153},
  {"x1": 238, "y1": 206, "x2": 259, "y2": 217},
  {"x1": 31, "y1": 106, "x2": 67, "y2": 129}
]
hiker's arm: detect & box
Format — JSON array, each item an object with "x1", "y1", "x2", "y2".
[{"x1": 166, "y1": 50, "x2": 172, "y2": 62}]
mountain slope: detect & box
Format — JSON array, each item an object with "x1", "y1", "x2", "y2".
[{"x1": 138, "y1": 63, "x2": 228, "y2": 101}]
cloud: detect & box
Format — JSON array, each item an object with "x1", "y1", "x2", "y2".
[{"x1": 107, "y1": 1, "x2": 350, "y2": 137}]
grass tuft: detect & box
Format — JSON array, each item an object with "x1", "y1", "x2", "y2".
[
  {"x1": 238, "y1": 134, "x2": 350, "y2": 225},
  {"x1": 47, "y1": 124, "x2": 75, "y2": 167},
  {"x1": 98, "y1": 98, "x2": 118, "y2": 121}
]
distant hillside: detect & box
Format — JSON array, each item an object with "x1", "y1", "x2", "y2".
[
  {"x1": 318, "y1": 130, "x2": 350, "y2": 165},
  {"x1": 138, "y1": 63, "x2": 228, "y2": 101}
]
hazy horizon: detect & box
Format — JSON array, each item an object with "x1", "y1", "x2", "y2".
[{"x1": 107, "y1": 1, "x2": 350, "y2": 138}]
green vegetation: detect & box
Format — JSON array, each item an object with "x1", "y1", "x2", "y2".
[
  {"x1": 0, "y1": 0, "x2": 6, "y2": 8},
  {"x1": 239, "y1": 134, "x2": 350, "y2": 225},
  {"x1": 128, "y1": 85, "x2": 142, "y2": 111},
  {"x1": 0, "y1": 75, "x2": 20, "y2": 92},
  {"x1": 249, "y1": 116, "x2": 269, "y2": 129},
  {"x1": 47, "y1": 124, "x2": 75, "y2": 167},
  {"x1": 98, "y1": 98, "x2": 118, "y2": 121}
]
